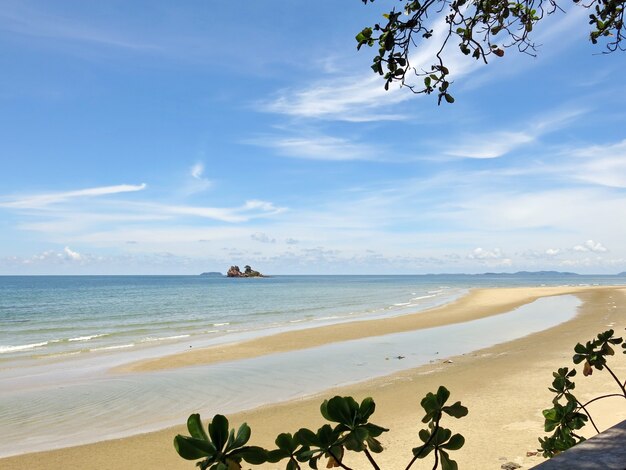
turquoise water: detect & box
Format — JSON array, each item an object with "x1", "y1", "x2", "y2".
[
  {"x1": 1, "y1": 274, "x2": 624, "y2": 365},
  {"x1": 0, "y1": 274, "x2": 624, "y2": 457}
]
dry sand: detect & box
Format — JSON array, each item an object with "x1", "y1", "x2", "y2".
[{"x1": 2, "y1": 285, "x2": 626, "y2": 470}]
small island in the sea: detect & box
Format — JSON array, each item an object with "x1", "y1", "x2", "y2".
[
  {"x1": 226, "y1": 265, "x2": 266, "y2": 278},
  {"x1": 199, "y1": 272, "x2": 223, "y2": 277}
]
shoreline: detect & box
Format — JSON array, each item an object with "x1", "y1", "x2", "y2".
[
  {"x1": 119, "y1": 285, "x2": 619, "y2": 373},
  {"x1": 2, "y1": 285, "x2": 626, "y2": 469}
]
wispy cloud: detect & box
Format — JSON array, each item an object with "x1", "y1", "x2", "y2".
[
  {"x1": 0, "y1": 4, "x2": 159, "y2": 52},
  {"x1": 445, "y1": 132, "x2": 534, "y2": 159},
  {"x1": 247, "y1": 134, "x2": 381, "y2": 161},
  {"x1": 190, "y1": 163, "x2": 204, "y2": 179},
  {"x1": 184, "y1": 162, "x2": 212, "y2": 194},
  {"x1": 260, "y1": 73, "x2": 411, "y2": 122},
  {"x1": 444, "y1": 108, "x2": 585, "y2": 159},
  {"x1": 257, "y1": 15, "x2": 490, "y2": 123},
  {"x1": 0, "y1": 183, "x2": 147, "y2": 209},
  {"x1": 152, "y1": 200, "x2": 286, "y2": 223},
  {"x1": 568, "y1": 139, "x2": 626, "y2": 188}
]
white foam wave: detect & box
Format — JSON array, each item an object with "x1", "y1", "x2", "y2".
[
  {"x1": 212, "y1": 322, "x2": 230, "y2": 327},
  {"x1": 410, "y1": 294, "x2": 437, "y2": 301},
  {"x1": 68, "y1": 334, "x2": 108, "y2": 342},
  {"x1": 0, "y1": 341, "x2": 50, "y2": 353},
  {"x1": 90, "y1": 344, "x2": 134, "y2": 352},
  {"x1": 140, "y1": 334, "x2": 190, "y2": 343}
]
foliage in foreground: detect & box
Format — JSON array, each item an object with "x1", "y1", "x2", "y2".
[
  {"x1": 174, "y1": 328, "x2": 626, "y2": 468},
  {"x1": 174, "y1": 386, "x2": 468, "y2": 470},
  {"x1": 357, "y1": 0, "x2": 626, "y2": 103},
  {"x1": 538, "y1": 328, "x2": 626, "y2": 457}
]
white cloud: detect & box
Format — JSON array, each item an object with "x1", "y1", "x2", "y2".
[
  {"x1": 248, "y1": 134, "x2": 380, "y2": 161},
  {"x1": 444, "y1": 108, "x2": 584, "y2": 159},
  {"x1": 0, "y1": 183, "x2": 147, "y2": 209},
  {"x1": 546, "y1": 248, "x2": 561, "y2": 256},
  {"x1": 147, "y1": 200, "x2": 286, "y2": 223},
  {"x1": 569, "y1": 139, "x2": 626, "y2": 188},
  {"x1": 468, "y1": 247, "x2": 505, "y2": 260},
  {"x1": 185, "y1": 162, "x2": 212, "y2": 194},
  {"x1": 251, "y1": 232, "x2": 275, "y2": 243},
  {"x1": 63, "y1": 246, "x2": 82, "y2": 261},
  {"x1": 191, "y1": 163, "x2": 205, "y2": 179},
  {"x1": 259, "y1": 16, "x2": 477, "y2": 122},
  {"x1": 573, "y1": 240, "x2": 608, "y2": 253},
  {"x1": 0, "y1": 4, "x2": 159, "y2": 52},
  {"x1": 446, "y1": 132, "x2": 534, "y2": 159}
]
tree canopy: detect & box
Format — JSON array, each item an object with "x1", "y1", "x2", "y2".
[{"x1": 357, "y1": 0, "x2": 625, "y2": 103}]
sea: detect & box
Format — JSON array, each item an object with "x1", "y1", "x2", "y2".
[{"x1": 0, "y1": 273, "x2": 624, "y2": 457}]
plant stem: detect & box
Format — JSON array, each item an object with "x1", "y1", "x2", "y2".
[
  {"x1": 431, "y1": 449, "x2": 439, "y2": 470},
  {"x1": 405, "y1": 417, "x2": 440, "y2": 470},
  {"x1": 581, "y1": 392, "x2": 625, "y2": 408},
  {"x1": 575, "y1": 399, "x2": 600, "y2": 434},
  {"x1": 327, "y1": 449, "x2": 353, "y2": 470},
  {"x1": 363, "y1": 448, "x2": 381, "y2": 470},
  {"x1": 604, "y1": 364, "x2": 626, "y2": 395}
]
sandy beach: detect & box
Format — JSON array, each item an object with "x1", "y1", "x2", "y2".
[{"x1": 2, "y1": 285, "x2": 626, "y2": 469}]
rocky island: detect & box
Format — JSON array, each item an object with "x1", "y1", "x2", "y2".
[{"x1": 226, "y1": 265, "x2": 266, "y2": 278}]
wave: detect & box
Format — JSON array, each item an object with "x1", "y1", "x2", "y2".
[
  {"x1": 139, "y1": 334, "x2": 190, "y2": 343},
  {"x1": 0, "y1": 341, "x2": 50, "y2": 354},
  {"x1": 409, "y1": 294, "x2": 437, "y2": 301},
  {"x1": 90, "y1": 344, "x2": 134, "y2": 352},
  {"x1": 68, "y1": 334, "x2": 109, "y2": 342}
]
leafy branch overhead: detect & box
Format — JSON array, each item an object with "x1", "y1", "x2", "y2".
[{"x1": 357, "y1": 0, "x2": 626, "y2": 103}]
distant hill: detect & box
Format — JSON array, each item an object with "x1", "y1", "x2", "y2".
[
  {"x1": 200, "y1": 272, "x2": 223, "y2": 277},
  {"x1": 481, "y1": 271, "x2": 579, "y2": 276}
]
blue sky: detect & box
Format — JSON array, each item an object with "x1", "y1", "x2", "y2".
[{"x1": 1, "y1": 0, "x2": 625, "y2": 274}]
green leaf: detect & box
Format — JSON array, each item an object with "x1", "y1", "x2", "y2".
[
  {"x1": 436, "y1": 386, "x2": 451, "y2": 405},
  {"x1": 187, "y1": 414, "x2": 209, "y2": 441},
  {"x1": 276, "y1": 433, "x2": 298, "y2": 453},
  {"x1": 266, "y1": 449, "x2": 288, "y2": 463},
  {"x1": 444, "y1": 94, "x2": 455, "y2": 104},
  {"x1": 295, "y1": 428, "x2": 318, "y2": 447},
  {"x1": 439, "y1": 449, "x2": 459, "y2": 470},
  {"x1": 323, "y1": 396, "x2": 357, "y2": 425},
  {"x1": 412, "y1": 443, "x2": 434, "y2": 458},
  {"x1": 237, "y1": 446, "x2": 268, "y2": 465},
  {"x1": 443, "y1": 401, "x2": 468, "y2": 418},
  {"x1": 442, "y1": 433, "x2": 465, "y2": 450},
  {"x1": 359, "y1": 397, "x2": 376, "y2": 420},
  {"x1": 366, "y1": 436, "x2": 384, "y2": 453},
  {"x1": 174, "y1": 435, "x2": 215, "y2": 460},
  {"x1": 364, "y1": 423, "x2": 388, "y2": 437},
  {"x1": 209, "y1": 415, "x2": 230, "y2": 452},
  {"x1": 230, "y1": 422, "x2": 251, "y2": 450}
]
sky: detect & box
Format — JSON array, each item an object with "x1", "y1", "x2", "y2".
[{"x1": 1, "y1": 0, "x2": 625, "y2": 275}]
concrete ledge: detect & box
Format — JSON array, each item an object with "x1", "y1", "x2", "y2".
[{"x1": 532, "y1": 419, "x2": 626, "y2": 469}]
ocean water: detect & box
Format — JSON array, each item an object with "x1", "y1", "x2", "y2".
[
  {"x1": 0, "y1": 274, "x2": 624, "y2": 457},
  {"x1": 1, "y1": 274, "x2": 624, "y2": 366}
]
